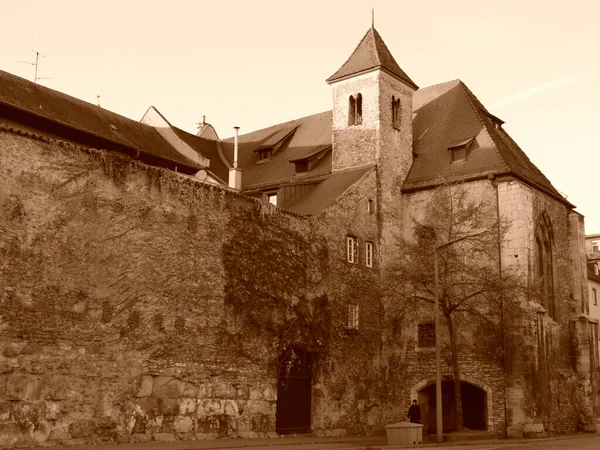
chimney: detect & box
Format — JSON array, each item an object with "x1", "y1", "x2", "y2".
[{"x1": 229, "y1": 126, "x2": 242, "y2": 190}]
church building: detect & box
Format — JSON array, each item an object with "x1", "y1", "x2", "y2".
[{"x1": 0, "y1": 26, "x2": 598, "y2": 447}]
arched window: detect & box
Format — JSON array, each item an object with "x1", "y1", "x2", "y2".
[
  {"x1": 356, "y1": 93, "x2": 363, "y2": 124},
  {"x1": 392, "y1": 96, "x2": 401, "y2": 129},
  {"x1": 348, "y1": 93, "x2": 363, "y2": 126},
  {"x1": 535, "y1": 213, "x2": 556, "y2": 319},
  {"x1": 348, "y1": 95, "x2": 356, "y2": 126}
]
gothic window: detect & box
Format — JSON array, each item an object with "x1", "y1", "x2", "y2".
[
  {"x1": 535, "y1": 213, "x2": 556, "y2": 319},
  {"x1": 348, "y1": 94, "x2": 363, "y2": 126},
  {"x1": 348, "y1": 95, "x2": 356, "y2": 126},
  {"x1": 392, "y1": 96, "x2": 401, "y2": 129}
]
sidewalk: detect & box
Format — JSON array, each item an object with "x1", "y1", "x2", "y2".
[{"x1": 37, "y1": 431, "x2": 596, "y2": 450}]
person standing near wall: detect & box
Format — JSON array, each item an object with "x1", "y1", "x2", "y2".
[{"x1": 407, "y1": 399, "x2": 421, "y2": 423}]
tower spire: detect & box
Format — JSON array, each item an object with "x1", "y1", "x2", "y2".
[{"x1": 371, "y1": 8, "x2": 374, "y2": 28}]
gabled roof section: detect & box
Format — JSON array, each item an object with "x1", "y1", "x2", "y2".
[
  {"x1": 404, "y1": 79, "x2": 572, "y2": 207},
  {"x1": 170, "y1": 126, "x2": 228, "y2": 184},
  {"x1": 327, "y1": 27, "x2": 418, "y2": 89},
  {"x1": 287, "y1": 164, "x2": 375, "y2": 216},
  {"x1": 0, "y1": 70, "x2": 202, "y2": 171},
  {"x1": 221, "y1": 111, "x2": 332, "y2": 189}
]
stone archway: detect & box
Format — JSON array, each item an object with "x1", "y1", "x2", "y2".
[{"x1": 410, "y1": 376, "x2": 492, "y2": 434}]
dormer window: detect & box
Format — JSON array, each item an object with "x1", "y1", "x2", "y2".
[
  {"x1": 348, "y1": 93, "x2": 362, "y2": 126},
  {"x1": 295, "y1": 160, "x2": 308, "y2": 173},
  {"x1": 448, "y1": 137, "x2": 475, "y2": 163},
  {"x1": 259, "y1": 149, "x2": 272, "y2": 161},
  {"x1": 392, "y1": 96, "x2": 401, "y2": 130},
  {"x1": 451, "y1": 147, "x2": 468, "y2": 162}
]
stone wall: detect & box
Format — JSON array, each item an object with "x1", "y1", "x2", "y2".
[
  {"x1": 310, "y1": 168, "x2": 382, "y2": 436},
  {"x1": 497, "y1": 177, "x2": 594, "y2": 436},
  {"x1": 0, "y1": 128, "x2": 339, "y2": 446},
  {"x1": 381, "y1": 180, "x2": 507, "y2": 433}
]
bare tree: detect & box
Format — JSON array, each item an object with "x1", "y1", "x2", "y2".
[{"x1": 386, "y1": 182, "x2": 523, "y2": 432}]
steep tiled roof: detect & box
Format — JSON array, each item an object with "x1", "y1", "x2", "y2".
[
  {"x1": 404, "y1": 79, "x2": 569, "y2": 206},
  {"x1": 327, "y1": 27, "x2": 418, "y2": 89},
  {"x1": 221, "y1": 111, "x2": 332, "y2": 189},
  {"x1": 170, "y1": 126, "x2": 229, "y2": 183},
  {"x1": 0, "y1": 70, "x2": 202, "y2": 171},
  {"x1": 287, "y1": 165, "x2": 375, "y2": 216}
]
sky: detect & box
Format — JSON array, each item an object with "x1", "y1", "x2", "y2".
[{"x1": 1, "y1": 0, "x2": 599, "y2": 231}]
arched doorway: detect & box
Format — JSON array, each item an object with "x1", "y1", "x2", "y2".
[
  {"x1": 275, "y1": 347, "x2": 312, "y2": 434},
  {"x1": 415, "y1": 379, "x2": 489, "y2": 434}
]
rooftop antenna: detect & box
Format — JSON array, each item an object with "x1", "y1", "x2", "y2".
[{"x1": 19, "y1": 48, "x2": 52, "y2": 83}]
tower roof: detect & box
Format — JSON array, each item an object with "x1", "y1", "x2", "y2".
[{"x1": 326, "y1": 27, "x2": 418, "y2": 89}]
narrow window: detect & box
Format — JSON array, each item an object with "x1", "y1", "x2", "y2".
[
  {"x1": 365, "y1": 241, "x2": 373, "y2": 268},
  {"x1": 346, "y1": 236, "x2": 358, "y2": 263},
  {"x1": 392, "y1": 96, "x2": 401, "y2": 129},
  {"x1": 418, "y1": 323, "x2": 435, "y2": 348},
  {"x1": 367, "y1": 199, "x2": 374, "y2": 215},
  {"x1": 347, "y1": 304, "x2": 359, "y2": 330},
  {"x1": 593, "y1": 241, "x2": 599, "y2": 252},
  {"x1": 355, "y1": 93, "x2": 363, "y2": 124},
  {"x1": 348, "y1": 95, "x2": 356, "y2": 126},
  {"x1": 594, "y1": 288, "x2": 598, "y2": 306},
  {"x1": 535, "y1": 213, "x2": 556, "y2": 319},
  {"x1": 595, "y1": 265, "x2": 599, "y2": 276}
]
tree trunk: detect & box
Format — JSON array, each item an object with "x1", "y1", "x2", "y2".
[{"x1": 446, "y1": 313, "x2": 464, "y2": 431}]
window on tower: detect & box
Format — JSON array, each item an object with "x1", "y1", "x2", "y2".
[
  {"x1": 392, "y1": 96, "x2": 401, "y2": 130},
  {"x1": 348, "y1": 95, "x2": 356, "y2": 126},
  {"x1": 348, "y1": 93, "x2": 363, "y2": 126}
]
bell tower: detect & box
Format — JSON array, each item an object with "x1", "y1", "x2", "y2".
[{"x1": 327, "y1": 26, "x2": 418, "y2": 183}]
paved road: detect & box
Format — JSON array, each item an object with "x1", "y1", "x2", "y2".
[
  {"x1": 38, "y1": 434, "x2": 600, "y2": 450},
  {"x1": 430, "y1": 435, "x2": 600, "y2": 450}
]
